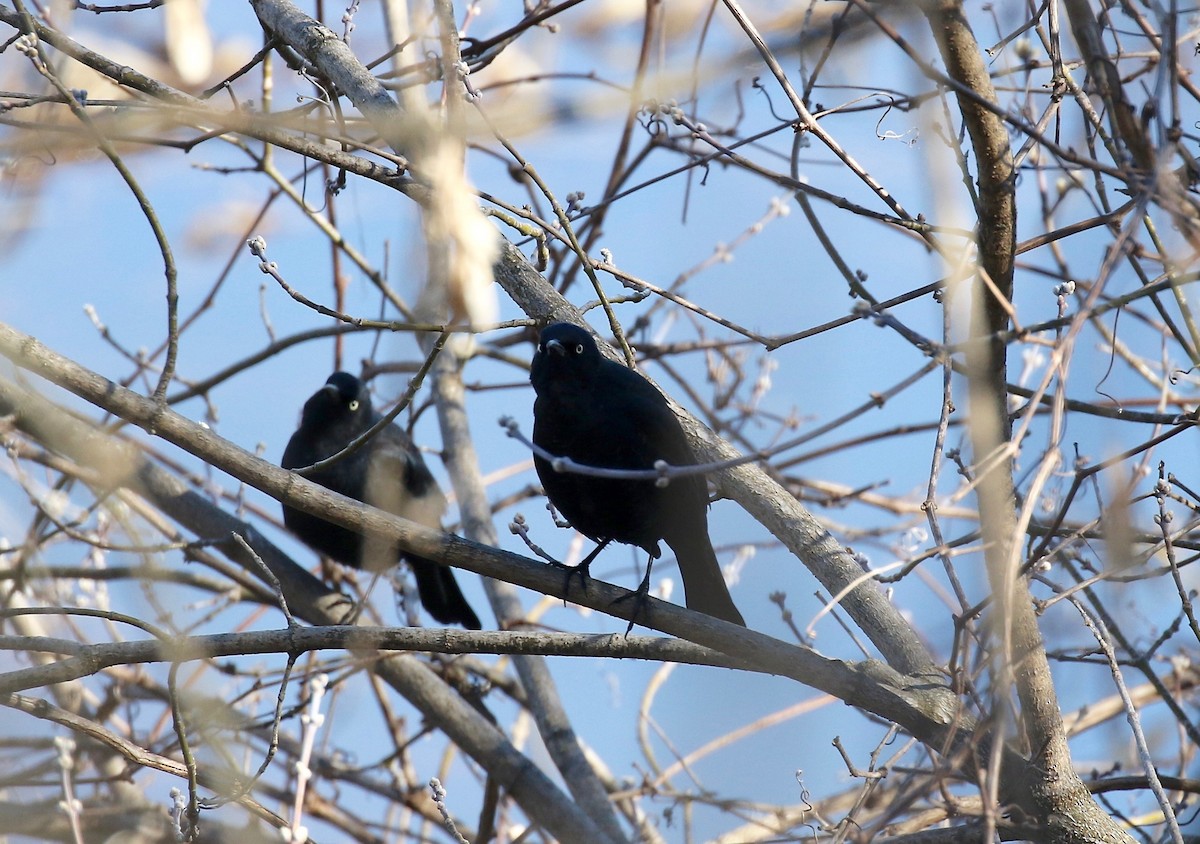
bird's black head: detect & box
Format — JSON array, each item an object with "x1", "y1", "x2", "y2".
[
  {"x1": 299, "y1": 371, "x2": 372, "y2": 430},
  {"x1": 531, "y1": 323, "x2": 602, "y2": 391}
]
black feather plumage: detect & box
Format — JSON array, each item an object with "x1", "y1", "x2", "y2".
[
  {"x1": 281, "y1": 372, "x2": 481, "y2": 629},
  {"x1": 530, "y1": 324, "x2": 744, "y2": 626}
]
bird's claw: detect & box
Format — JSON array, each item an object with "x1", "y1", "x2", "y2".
[
  {"x1": 549, "y1": 538, "x2": 609, "y2": 604},
  {"x1": 610, "y1": 584, "x2": 652, "y2": 636},
  {"x1": 549, "y1": 559, "x2": 594, "y2": 605}
]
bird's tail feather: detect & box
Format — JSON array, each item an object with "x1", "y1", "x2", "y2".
[
  {"x1": 407, "y1": 555, "x2": 483, "y2": 629},
  {"x1": 669, "y1": 535, "x2": 745, "y2": 626}
]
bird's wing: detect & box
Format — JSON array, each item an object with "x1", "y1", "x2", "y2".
[
  {"x1": 602, "y1": 363, "x2": 697, "y2": 466},
  {"x1": 365, "y1": 426, "x2": 448, "y2": 531}
]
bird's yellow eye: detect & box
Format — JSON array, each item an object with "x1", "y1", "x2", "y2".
[
  {"x1": 348, "y1": 400, "x2": 360, "y2": 411},
  {"x1": 575, "y1": 344, "x2": 583, "y2": 354}
]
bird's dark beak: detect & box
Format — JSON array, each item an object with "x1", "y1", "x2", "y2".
[{"x1": 545, "y1": 338, "x2": 566, "y2": 357}]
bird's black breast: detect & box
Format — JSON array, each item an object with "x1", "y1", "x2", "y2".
[{"x1": 281, "y1": 419, "x2": 374, "y2": 565}]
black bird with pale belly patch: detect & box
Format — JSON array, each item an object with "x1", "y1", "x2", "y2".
[
  {"x1": 281, "y1": 372, "x2": 481, "y2": 629},
  {"x1": 530, "y1": 323, "x2": 745, "y2": 627}
]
